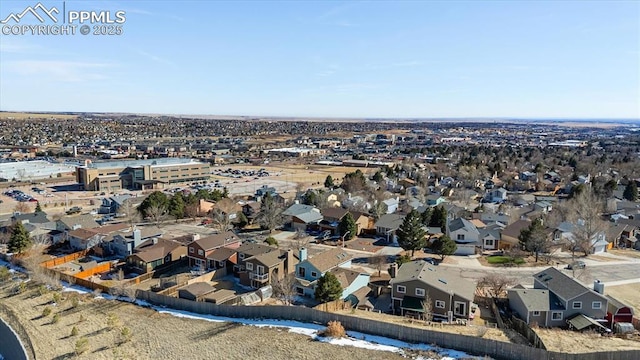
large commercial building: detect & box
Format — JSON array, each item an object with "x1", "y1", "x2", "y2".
[{"x1": 76, "y1": 158, "x2": 210, "y2": 191}]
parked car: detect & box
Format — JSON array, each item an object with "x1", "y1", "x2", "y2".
[{"x1": 567, "y1": 260, "x2": 586, "y2": 270}]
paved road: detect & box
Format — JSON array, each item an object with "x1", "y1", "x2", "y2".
[{"x1": 0, "y1": 317, "x2": 28, "y2": 360}]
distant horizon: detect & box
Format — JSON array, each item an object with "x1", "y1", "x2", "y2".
[
  {"x1": 1, "y1": 109, "x2": 639, "y2": 123},
  {"x1": 1, "y1": 1, "x2": 637, "y2": 119}
]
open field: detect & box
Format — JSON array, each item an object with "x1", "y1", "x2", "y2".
[
  {"x1": 535, "y1": 327, "x2": 640, "y2": 353},
  {"x1": 0, "y1": 282, "x2": 409, "y2": 360},
  {"x1": 605, "y1": 283, "x2": 640, "y2": 314},
  {"x1": 0, "y1": 112, "x2": 78, "y2": 120},
  {"x1": 607, "y1": 249, "x2": 640, "y2": 260}
]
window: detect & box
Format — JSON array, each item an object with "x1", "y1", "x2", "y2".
[
  {"x1": 533, "y1": 311, "x2": 540, "y2": 316},
  {"x1": 198, "y1": 249, "x2": 204, "y2": 256},
  {"x1": 572, "y1": 301, "x2": 582, "y2": 309},
  {"x1": 298, "y1": 267, "x2": 305, "y2": 277},
  {"x1": 311, "y1": 271, "x2": 317, "y2": 278},
  {"x1": 485, "y1": 239, "x2": 494, "y2": 247},
  {"x1": 457, "y1": 234, "x2": 465, "y2": 240},
  {"x1": 239, "y1": 254, "x2": 244, "y2": 260},
  {"x1": 257, "y1": 265, "x2": 264, "y2": 274},
  {"x1": 592, "y1": 301, "x2": 602, "y2": 310},
  {"x1": 552, "y1": 312, "x2": 563, "y2": 320},
  {"x1": 454, "y1": 301, "x2": 466, "y2": 316},
  {"x1": 415, "y1": 288, "x2": 425, "y2": 296},
  {"x1": 189, "y1": 247, "x2": 194, "y2": 253},
  {"x1": 396, "y1": 285, "x2": 406, "y2": 294},
  {"x1": 435, "y1": 300, "x2": 445, "y2": 309},
  {"x1": 246, "y1": 262, "x2": 253, "y2": 271}
]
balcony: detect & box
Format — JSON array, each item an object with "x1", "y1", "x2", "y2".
[{"x1": 250, "y1": 272, "x2": 268, "y2": 281}]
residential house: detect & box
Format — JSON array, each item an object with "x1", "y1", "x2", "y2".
[
  {"x1": 390, "y1": 260, "x2": 477, "y2": 320},
  {"x1": 327, "y1": 267, "x2": 371, "y2": 301},
  {"x1": 341, "y1": 194, "x2": 371, "y2": 212},
  {"x1": 447, "y1": 217, "x2": 480, "y2": 255},
  {"x1": 281, "y1": 203, "x2": 323, "y2": 231},
  {"x1": 520, "y1": 171, "x2": 538, "y2": 182},
  {"x1": 186, "y1": 231, "x2": 241, "y2": 270},
  {"x1": 552, "y1": 221, "x2": 608, "y2": 254},
  {"x1": 235, "y1": 243, "x2": 278, "y2": 272},
  {"x1": 294, "y1": 247, "x2": 354, "y2": 298},
  {"x1": 500, "y1": 219, "x2": 531, "y2": 250},
  {"x1": 126, "y1": 238, "x2": 187, "y2": 273},
  {"x1": 426, "y1": 194, "x2": 446, "y2": 207},
  {"x1": 106, "y1": 227, "x2": 164, "y2": 258},
  {"x1": 476, "y1": 212, "x2": 510, "y2": 226},
  {"x1": 241, "y1": 201, "x2": 261, "y2": 224},
  {"x1": 534, "y1": 201, "x2": 553, "y2": 214},
  {"x1": 240, "y1": 249, "x2": 297, "y2": 289},
  {"x1": 383, "y1": 197, "x2": 400, "y2": 214},
  {"x1": 478, "y1": 223, "x2": 505, "y2": 251},
  {"x1": 508, "y1": 267, "x2": 608, "y2": 327},
  {"x1": 319, "y1": 207, "x2": 372, "y2": 236},
  {"x1": 68, "y1": 228, "x2": 104, "y2": 250},
  {"x1": 487, "y1": 188, "x2": 508, "y2": 203},
  {"x1": 375, "y1": 213, "x2": 405, "y2": 244},
  {"x1": 99, "y1": 194, "x2": 133, "y2": 214},
  {"x1": 56, "y1": 214, "x2": 99, "y2": 234}
]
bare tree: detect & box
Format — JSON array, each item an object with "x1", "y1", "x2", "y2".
[
  {"x1": 210, "y1": 198, "x2": 237, "y2": 231},
  {"x1": 256, "y1": 194, "x2": 285, "y2": 233},
  {"x1": 420, "y1": 291, "x2": 433, "y2": 322},
  {"x1": 478, "y1": 274, "x2": 516, "y2": 299},
  {"x1": 271, "y1": 273, "x2": 297, "y2": 306},
  {"x1": 567, "y1": 188, "x2": 607, "y2": 258},
  {"x1": 292, "y1": 230, "x2": 309, "y2": 251},
  {"x1": 118, "y1": 199, "x2": 141, "y2": 229},
  {"x1": 184, "y1": 203, "x2": 198, "y2": 220},
  {"x1": 146, "y1": 204, "x2": 168, "y2": 227},
  {"x1": 17, "y1": 168, "x2": 26, "y2": 182},
  {"x1": 111, "y1": 269, "x2": 136, "y2": 301},
  {"x1": 13, "y1": 202, "x2": 31, "y2": 214},
  {"x1": 22, "y1": 235, "x2": 60, "y2": 289},
  {"x1": 368, "y1": 255, "x2": 387, "y2": 277}
]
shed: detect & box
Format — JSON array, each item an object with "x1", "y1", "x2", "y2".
[
  {"x1": 566, "y1": 314, "x2": 608, "y2": 333},
  {"x1": 606, "y1": 295, "x2": 634, "y2": 327}
]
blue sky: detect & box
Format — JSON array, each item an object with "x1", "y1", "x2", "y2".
[{"x1": 0, "y1": 0, "x2": 638, "y2": 119}]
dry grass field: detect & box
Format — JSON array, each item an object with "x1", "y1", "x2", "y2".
[
  {"x1": 0, "y1": 112, "x2": 78, "y2": 120},
  {"x1": 605, "y1": 283, "x2": 640, "y2": 314},
  {"x1": 0, "y1": 282, "x2": 413, "y2": 360},
  {"x1": 535, "y1": 327, "x2": 640, "y2": 353}
]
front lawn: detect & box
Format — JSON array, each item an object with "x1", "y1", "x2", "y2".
[{"x1": 486, "y1": 256, "x2": 525, "y2": 265}]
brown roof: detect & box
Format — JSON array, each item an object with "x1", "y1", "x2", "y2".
[
  {"x1": 307, "y1": 248, "x2": 353, "y2": 273},
  {"x1": 203, "y1": 289, "x2": 236, "y2": 304},
  {"x1": 321, "y1": 207, "x2": 348, "y2": 220},
  {"x1": 164, "y1": 234, "x2": 199, "y2": 246},
  {"x1": 235, "y1": 243, "x2": 277, "y2": 258},
  {"x1": 68, "y1": 228, "x2": 99, "y2": 240},
  {"x1": 179, "y1": 282, "x2": 216, "y2": 297},
  {"x1": 328, "y1": 267, "x2": 363, "y2": 288},
  {"x1": 501, "y1": 219, "x2": 531, "y2": 239},
  {"x1": 207, "y1": 247, "x2": 238, "y2": 262},
  {"x1": 191, "y1": 231, "x2": 240, "y2": 251},
  {"x1": 94, "y1": 223, "x2": 129, "y2": 234},
  {"x1": 469, "y1": 219, "x2": 486, "y2": 229},
  {"x1": 131, "y1": 238, "x2": 183, "y2": 263},
  {"x1": 247, "y1": 250, "x2": 286, "y2": 268}
]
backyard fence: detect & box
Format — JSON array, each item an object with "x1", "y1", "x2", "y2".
[
  {"x1": 509, "y1": 315, "x2": 546, "y2": 350},
  {"x1": 40, "y1": 250, "x2": 88, "y2": 268},
  {"x1": 136, "y1": 290, "x2": 639, "y2": 360}
]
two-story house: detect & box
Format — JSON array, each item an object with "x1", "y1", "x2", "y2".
[
  {"x1": 447, "y1": 217, "x2": 480, "y2": 255},
  {"x1": 281, "y1": 203, "x2": 323, "y2": 231},
  {"x1": 390, "y1": 260, "x2": 477, "y2": 320},
  {"x1": 487, "y1": 188, "x2": 508, "y2": 203},
  {"x1": 126, "y1": 238, "x2": 187, "y2": 273},
  {"x1": 106, "y1": 227, "x2": 164, "y2": 258},
  {"x1": 508, "y1": 267, "x2": 608, "y2": 327},
  {"x1": 478, "y1": 223, "x2": 504, "y2": 251},
  {"x1": 294, "y1": 247, "x2": 357, "y2": 298},
  {"x1": 68, "y1": 228, "x2": 104, "y2": 250},
  {"x1": 240, "y1": 249, "x2": 298, "y2": 289},
  {"x1": 186, "y1": 231, "x2": 241, "y2": 270},
  {"x1": 375, "y1": 213, "x2": 405, "y2": 244},
  {"x1": 319, "y1": 207, "x2": 373, "y2": 236}
]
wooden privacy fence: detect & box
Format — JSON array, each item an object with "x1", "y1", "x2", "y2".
[
  {"x1": 136, "y1": 290, "x2": 640, "y2": 360},
  {"x1": 40, "y1": 250, "x2": 88, "y2": 268},
  {"x1": 74, "y1": 262, "x2": 112, "y2": 279},
  {"x1": 509, "y1": 316, "x2": 546, "y2": 350}
]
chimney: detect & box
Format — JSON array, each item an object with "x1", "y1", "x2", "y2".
[
  {"x1": 285, "y1": 249, "x2": 296, "y2": 273},
  {"x1": 294, "y1": 199, "x2": 299, "y2": 205},
  {"x1": 192, "y1": 233, "x2": 200, "y2": 241},
  {"x1": 133, "y1": 228, "x2": 141, "y2": 243},
  {"x1": 299, "y1": 247, "x2": 308, "y2": 262},
  {"x1": 152, "y1": 238, "x2": 158, "y2": 245},
  {"x1": 389, "y1": 263, "x2": 398, "y2": 278},
  {"x1": 594, "y1": 280, "x2": 605, "y2": 294}
]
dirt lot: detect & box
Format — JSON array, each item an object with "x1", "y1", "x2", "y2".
[
  {"x1": 607, "y1": 249, "x2": 640, "y2": 260},
  {"x1": 0, "y1": 282, "x2": 410, "y2": 360},
  {"x1": 605, "y1": 283, "x2": 640, "y2": 314},
  {"x1": 0, "y1": 112, "x2": 78, "y2": 120},
  {"x1": 535, "y1": 328, "x2": 640, "y2": 353}
]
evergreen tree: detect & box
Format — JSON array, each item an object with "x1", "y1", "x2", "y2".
[
  {"x1": 372, "y1": 171, "x2": 384, "y2": 183},
  {"x1": 518, "y1": 218, "x2": 550, "y2": 263},
  {"x1": 234, "y1": 211, "x2": 248, "y2": 228},
  {"x1": 432, "y1": 235, "x2": 457, "y2": 260},
  {"x1": 324, "y1": 175, "x2": 334, "y2": 189},
  {"x1": 168, "y1": 193, "x2": 186, "y2": 219},
  {"x1": 138, "y1": 191, "x2": 169, "y2": 217},
  {"x1": 35, "y1": 202, "x2": 42, "y2": 213},
  {"x1": 338, "y1": 212, "x2": 357, "y2": 241},
  {"x1": 8, "y1": 222, "x2": 31, "y2": 254},
  {"x1": 397, "y1": 209, "x2": 426, "y2": 256},
  {"x1": 314, "y1": 272, "x2": 343, "y2": 302},
  {"x1": 429, "y1": 206, "x2": 447, "y2": 232},
  {"x1": 623, "y1": 181, "x2": 638, "y2": 201},
  {"x1": 420, "y1": 207, "x2": 432, "y2": 226}
]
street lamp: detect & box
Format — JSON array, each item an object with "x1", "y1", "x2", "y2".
[{"x1": 342, "y1": 231, "x2": 351, "y2": 248}]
